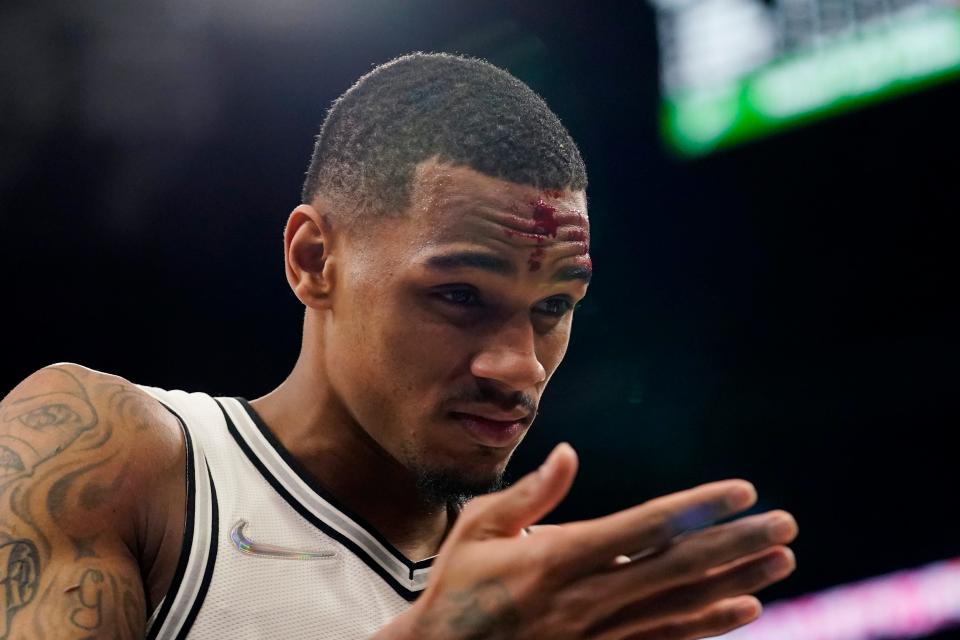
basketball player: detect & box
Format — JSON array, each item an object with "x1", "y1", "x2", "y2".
[{"x1": 0, "y1": 53, "x2": 797, "y2": 639}]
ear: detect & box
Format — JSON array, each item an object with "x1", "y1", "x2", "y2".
[{"x1": 284, "y1": 204, "x2": 337, "y2": 309}]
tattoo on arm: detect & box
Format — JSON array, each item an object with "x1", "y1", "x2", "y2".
[
  {"x1": 96, "y1": 381, "x2": 157, "y2": 433},
  {"x1": 16, "y1": 564, "x2": 145, "y2": 640},
  {"x1": 68, "y1": 568, "x2": 104, "y2": 631},
  {"x1": 0, "y1": 539, "x2": 40, "y2": 639},
  {"x1": 0, "y1": 367, "x2": 100, "y2": 490},
  {"x1": 0, "y1": 366, "x2": 152, "y2": 639},
  {"x1": 1, "y1": 367, "x2": 106, "y2": 561}
]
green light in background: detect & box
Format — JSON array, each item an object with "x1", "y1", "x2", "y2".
[{"x1": 660, "y1": 7, "x2": 960, "y2": 156}]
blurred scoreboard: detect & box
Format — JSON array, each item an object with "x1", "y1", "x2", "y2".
[{"x1": 649, "y1": 0, "x2": 960, "y2": 154}]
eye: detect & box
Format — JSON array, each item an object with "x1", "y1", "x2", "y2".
[
  {"x1": 434, "y1": 286, "x2": 482, "y2": 307},
  {"x1": 533, "y1": 296, "x2": 575, "y2": 317}
]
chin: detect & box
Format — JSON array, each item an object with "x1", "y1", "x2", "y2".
[
  {"x1": 398, "y1": 433, "x2": 515, "y2": 506},
  {"x1": 412, "y1": 462, "x2": 506, "y2": 508}
]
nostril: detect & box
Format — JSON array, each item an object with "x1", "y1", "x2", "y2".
[{"x1": 470, "y1": 349, "x2": 546, "y2": 390}]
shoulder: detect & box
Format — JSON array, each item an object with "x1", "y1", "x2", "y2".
[
  {"x1": 0, "y1": 363, "x2": 187, "y2": 636},
  {"x1": 3, "y1": 361, "x2": 185, "y2": 463},
  {"x1": 1, "y1": 362, "x2": 186, "y2": 543}
]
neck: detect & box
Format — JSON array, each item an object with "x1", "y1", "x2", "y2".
[{"x1": 249, "y1": 327, "x2": 452, "y2": 561}]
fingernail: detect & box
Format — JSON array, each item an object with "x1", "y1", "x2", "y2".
[
  {"x1": 727, "y1": 482, "x2": 757, "y2": 509},
  {"x1": 764, "y1": 550, "x2": 795, "y2": 576},
  {"x1": 733, "y1": 599, "x2": 761, "y2": 618},
  {"x1": 537, "y1": 445, "x2": 560, "y2": 478},
  {"x1": 539, "y1": 444, "x2": 564, "y2": 477},
  {"x1": 767, "y1": 515, "x2": 796, "y2": 540}
]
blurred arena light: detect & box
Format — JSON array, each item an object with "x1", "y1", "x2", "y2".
[
  {"x1": 649, "y1": 0, "x2": 960, "y2": 155},
  {"x1": 719, "y1": 557, "x2": 960, "y2": 640}
]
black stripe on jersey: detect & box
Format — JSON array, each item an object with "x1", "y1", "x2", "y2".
[
  {"x1": 214, "y1": 399, "x2": 427, "y2": 602},
  {"x1": 175, "y1": 465, "x2": 219, "y2": 640},
  {"x1": 235, "y1": 397, "x2": 434, "y2": 574},
  {"x1": 146, "y1": 404, "x2": 197, "y2": 640}
]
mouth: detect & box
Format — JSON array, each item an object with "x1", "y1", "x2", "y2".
[{"x1": 449, "y1": 411, "x2": 530, "y2": 448}]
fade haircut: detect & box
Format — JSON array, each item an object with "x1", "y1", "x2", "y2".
[{"x1": 301, "y1": 52, "x2": 587, "y2": 219}]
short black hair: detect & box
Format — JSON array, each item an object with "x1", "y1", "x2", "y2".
[{"x1": 301, "y1": 52, "x2": 587, "y2": 217}]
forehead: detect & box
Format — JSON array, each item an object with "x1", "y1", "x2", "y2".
[{"x1": 406, "y1": 159, "x2": 589, "y2": 246}]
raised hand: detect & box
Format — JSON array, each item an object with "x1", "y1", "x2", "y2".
[{"x1": 376, "y1": 443, "x2": 797, "y2": 640}]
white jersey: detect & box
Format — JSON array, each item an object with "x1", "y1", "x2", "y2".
[{"x1": 136, "y1": 386, "x2": 430, "y2": 640}]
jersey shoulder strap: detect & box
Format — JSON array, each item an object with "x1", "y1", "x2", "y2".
[{"x1": 137, "y1": 385, "x2": 220, "y2": 640}]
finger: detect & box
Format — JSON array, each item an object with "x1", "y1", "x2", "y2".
[
  {"x1": 619, "y1": 596, "x2": 762, "y2": 640},
  {"x1": 454, "y1": 443, "x2": 578, "y2": 539},
  {"x1": 664, "y1": 510, "x2": 798, "y2": 577},
  {"x1": 634, "y1": 510, "x2": 796, "y2": 589},
  {"x1": 561, "y1": 479, "x2": 757, "y2": 575},
  {"x1": 576, "y1": 510, "x2": 796, "y2": 617},
  {"x1": 701, "y1": 512, "x2": 798, "y2": 578},
  {"x1": 607, "y1": 546, "x2": 794, "y2": 633}
]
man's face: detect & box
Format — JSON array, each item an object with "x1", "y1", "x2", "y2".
[{"x1": 323, "y1": 158, "x2": 591, "y2": 503}]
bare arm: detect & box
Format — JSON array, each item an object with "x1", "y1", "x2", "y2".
[{"x1": 1, "y1": 364, "x2": 182, "y2": 639}]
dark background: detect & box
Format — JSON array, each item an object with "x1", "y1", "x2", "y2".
[{"x1": 2, "y1": 0, "x2": 957, "y2": 623}]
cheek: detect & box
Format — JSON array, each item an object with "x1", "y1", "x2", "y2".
[
  {"x1": 379, "y1": 312, "x2": 474, "y2": 392},
  {"x1": 329, "y1": 294, "x2": 472, "y2": 419},
  {"x1": 537, "y1": 325, "x2": 573, "y2": 381},
  {"x1": 324, "y1": 294, "x2": 394, "y2": 410}
]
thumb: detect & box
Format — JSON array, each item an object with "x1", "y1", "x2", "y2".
[{"x1": 460, "y1": 442, "x2": 578, "y2": 539}]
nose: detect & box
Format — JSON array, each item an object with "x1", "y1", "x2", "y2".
[{"x1": 469, "y1": 318, "x2": 547, "y2": 391}]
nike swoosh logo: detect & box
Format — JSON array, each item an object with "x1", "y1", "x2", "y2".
[{"x1": 230, "y1": 519, "x2": 336, "y2": 560}]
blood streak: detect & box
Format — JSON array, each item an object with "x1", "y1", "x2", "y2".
[
  {"x1": 528, "y1": 199, "x2": 558, "y2": 270},
  {"x1": 501, "y1": 206, "x2": 586, "y2": 242},
  {"x1": 531, "y1": 199, "x2": 561, "y2": 237},
  {"x1": 498, "y1": 193, "x2": 589, "y2": 271},
  {"x1": 528, "y1": 247, "x2": 545, "y2": 272}
]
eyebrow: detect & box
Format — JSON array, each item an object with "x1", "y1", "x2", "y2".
[
  {"x1": 424, "y1": 250, "x2": 592, "y2": 283},
  {"x1": 424, "y1": 251, "x2": 515, "y2": 276},
  {"x1": 554, "y1": 264, "x2": 593, "y2": 284}
]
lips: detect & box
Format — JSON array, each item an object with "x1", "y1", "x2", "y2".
[{"x1": 450, "y1": 411, "x2": 529, "y2": 448}]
